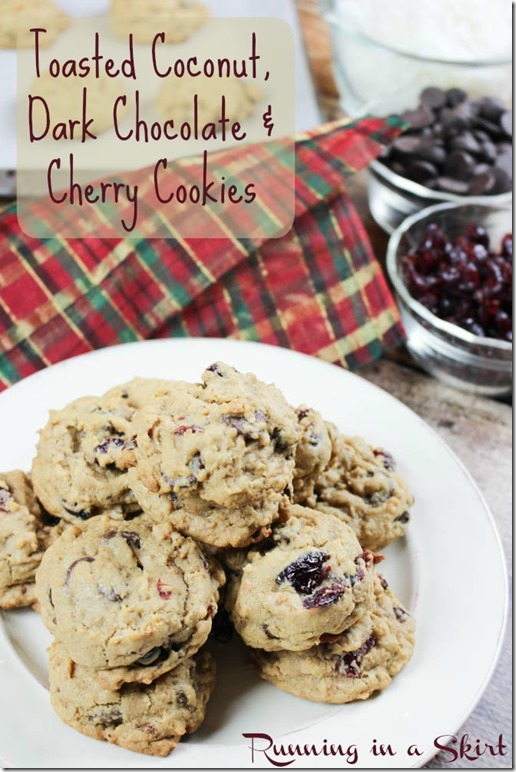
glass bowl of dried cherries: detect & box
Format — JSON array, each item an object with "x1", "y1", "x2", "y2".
[{"x1": 387, "y1": 200, "x2": 512, "y2": 396}]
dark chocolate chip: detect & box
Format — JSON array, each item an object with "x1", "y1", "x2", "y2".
[
  {"x1": 121, "y1": 531, "x2": 141, "y2": 550},
  {"x1": 0, "y1": 486, "x2": 13, "y2": 511},
  {"x1": 40, "y1": 510, "x2": 61, "y2": 527},
  {"x1": 440, "y1": 107, "x2": 468, "y2": 133},
  {"x1": 262, "y1": 624, "x2": 280, "y2": 640},
  {"x1": 392, "y1": 136, "x2": 426, "y2": 155},
  {"x1": 401, "y1": 106, "x2": 434, "y2": 130},
  {"x1": 468, "y1": 169, "x2": 496, "y2": 195},
  {"x1": 500, "y1": 111, "x2": 513, "y2": 137},
  {"x1": 479, "y1": 141, "x2": 497, "y2": 164},
  {"x1": 365, "y1": 487, "x2": 393, "y2": 506},
  {"x1": 391, "y1": 161, "x2": 409, "y2": 177},
  {"x1": 418, "y1": 143, "x2": 447, "y2": 166},
  {"x1": 492, "y1": 166, "x2": 512, "y2": 194},
  {"x1": 62, "y1": 504, "x2": 96, "y2": 520},
  {"x1": 450, "y1": 132, "x2": 481, "y2": 156},
  {"x1": 446, "y1": 88, "x2": 467, "y2": 107},
  {"x1": 405, "y1": 160, "x2": 438, "y2": 183},
  {"x1": 379, "y1": 575, "x2": 389, "y2": 590},
  {"x1": 222, "y1": 415, "x2": 254, "y2": 436},
  {"x1": 92, "y1": 708, "x2": 123, "y2": 728},
  {"x1": 99, "y1": 586, "x2": 123, "y2": 602},
  {"x1": 435, "y1": 177, "x2": 470, "y2": 195},
  {"x1": 495, "y1": 151, "x2": 513, "y2": 177},
  {"x1": 394, "y1": 607, "x2": 410, "y2": 623},
  {"x1": 65, "y1": 556, "x2": 95, "y2": 586},
  {"x1": 420, "y1": 86, "x2": 446, "y2": 110},
  {"x1": 395, "y1": 512, "x2": 411, "y2": 524},
  {"x1": 444, "y1": 151, "x2": 475, "y2": 181},
  {"x1": 478, "y1": 96, "x2": 506, "y2": 122},
  {"x1": 271, "y1": 427, "x2": 291, "y2": 455},
  {"x1": 134, "y1": 646, "x2": 168, "y2": 667},
  {"x1": 473, "y1": 117, "x2": 503, "y2": 140}
]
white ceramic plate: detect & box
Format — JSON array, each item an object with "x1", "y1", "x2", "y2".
[{"x1": 0, "y1": 339, "x2": 507, "y2": 769}]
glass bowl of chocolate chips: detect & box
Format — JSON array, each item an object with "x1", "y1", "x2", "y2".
[
  {"x1": 369, "y1": 87, "x2": 512, "y2": 234},
  {"x1": 387, "y1": 199, "x2": 512, "y2": 396}
]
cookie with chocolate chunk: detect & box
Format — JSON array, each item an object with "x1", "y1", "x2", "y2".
[
  {"x1": 312, "y1": 428, "x2": 414, "y2": 551},
  {"x1": 252, "y1": 574, "x2": 415, "y2": 703},
  {"x1": 49, "y1": 642, "x2": 215, "y2": 757},
  {"x1": 36, "y1": 516, "x2": 224, "y2": 689},
  {"x1": 32, "y1": 394, "x2": 141, "y2": 523},
  {"x1": 225, "y1": 503, "x2": 374, "y2": 652},
  {"x1": 292, "y1": 406, "x2": 332, "y2": 503},
  {"x1": 0, "y1": 471, "x2": 65, "y2": 609},
  {"x1": 132, "y1": 363, "x2": 300, "y2": 548}
]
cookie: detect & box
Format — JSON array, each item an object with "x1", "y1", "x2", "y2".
[
  {"x1": 28, "y1": 73, "x2": 128, "y2": 138},
  {"x1": 252, "y1": 574, "x2": 415, "y2": 703},
  {"x1": 0, "y1": 0, "x2": 69, "y2": 49},
  {"x1": 292, "y1": 407, "x2": 332, "y2": 502},
  {"x1": 129, "y1": 469, "x2": 285, "y2": 549},
  {"x1": 36, "y1": 515, "x2": 224, "y2": 689},
  {"x1": 157, "y1": 76, "x2": 262, "y2": 126},
  {"x1": 225, "y1": 504, "x2": 374, "y2": 652},
  {"x1": 104, "y1": 378, "x2": 176, "y2": 410},
  {"x1": 0, "y1": 471, "x2": 65, "y2": 609},
  {"x1": 32, "y1": 394, "x2": 141, "y2": 523},
  {"x1": 132, "y1": 362, "x2": 300, "y2": 547},
  {"x1": 49, "y1": 642, "x2": 215, "y2": 757},
  {"x1": 312, "y1": 428, "x2": 414, "y2": 551},
  {"x1": 110, "y1": 0, "x2": 208, "y2": 45}
]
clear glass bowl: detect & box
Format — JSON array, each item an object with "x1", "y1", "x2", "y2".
[
  {"x1": 368, "y1": 161, "x2": 512, "y2": 234},
  {"x1": 387, "y1": 200, "x2": 512, "y2": 396},
  {"x1": 318, "y1": 0, "x2": 512, "y2": 118}
]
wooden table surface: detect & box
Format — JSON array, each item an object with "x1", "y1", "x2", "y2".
[{"x1": 298, "y1": 3, "x2": 512, "y2": 767}]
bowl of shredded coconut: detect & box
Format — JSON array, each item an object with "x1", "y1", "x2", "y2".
[{"x1": 319, "y1": 0, "x2": 512, "y2": 117}]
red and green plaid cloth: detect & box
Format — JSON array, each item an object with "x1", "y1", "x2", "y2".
[{"x1": 0, "y1": 116, "x2": 405, "y2": 392}]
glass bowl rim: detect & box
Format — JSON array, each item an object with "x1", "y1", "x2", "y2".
[
  {"x1": 386, "y1": 199, "x2": 513, "y2": 352},
  {"x1": 370, "y1": 159, "x2": 513, "y2": 204},
  {"x1": 321, "y1": 6, "x2": 512, "y2": 67}
]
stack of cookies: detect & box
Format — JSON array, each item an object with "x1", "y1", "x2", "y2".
[
  {"x1": 36, "y1": 516, "x2": 224, "y2": 756},
  {"x1": 1, "y1": 362, "x2": 416, "y2": 757}
]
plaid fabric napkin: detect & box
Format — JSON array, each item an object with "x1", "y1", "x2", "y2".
[{"x1": 0, "y1": 116, "x2": 405, "y2": 392}]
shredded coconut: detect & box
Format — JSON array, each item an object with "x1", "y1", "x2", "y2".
[{"x1": 334, "y1": 0, "x2": 512, "y2": 61}]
